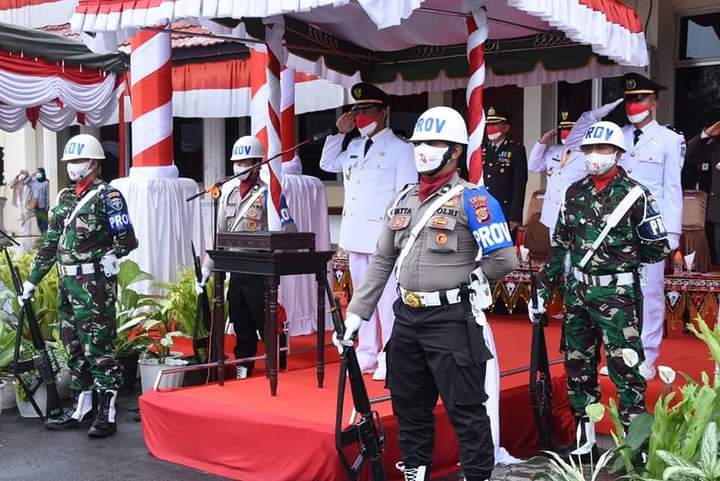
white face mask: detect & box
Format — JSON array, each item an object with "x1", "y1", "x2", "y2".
[
  {"x1": 414, "y1": 143, "x2": 449, "y2": 174},
  {"x1": 585, "y1": 152, "x2": 617, "y2": 176},
  {"x1": 358, "y1": 121, "x2": 377, "y2": 137},
  {"x1": 67, "y1": 160, "x2": 93, "y2": 181},
  {"x1": 627, "y1": 110, "x2": 650, "y2": 124},
  {"x1": 233, "y1": 163, "x2": 252, "y2": 180},
  {"x1": 487, "y1": 131, "x2": 502, "y2": 141}
]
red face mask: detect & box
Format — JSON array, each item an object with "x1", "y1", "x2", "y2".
[
  {"x1": 355, "y1": 113, "x2": 376, "y2": 129},
  {"x1": 559, "y1": 129, "x2": 571, "y2": 142},
  {"x1": 625, "y1": 101, "x2": 649, "y2": 116},
  {"x1": 486, "y1": 125, "x2": 503, "y2": 136}
]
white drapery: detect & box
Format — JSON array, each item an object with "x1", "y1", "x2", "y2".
[
  {"x1": 0, "y1": 67, "x2": 122, "y2": 132},
  {"x1": 279, "y1": 174, "x2": 333, "y2": 336}
]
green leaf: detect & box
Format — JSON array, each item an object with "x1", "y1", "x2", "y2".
[
  {"x1": 626, "y1": 412, "x2": 654, "y2": 451},
  {"x1": 656, "y1": 451, "x2": 694, "y2": 468},
  {"x1": 698, "y1": 422, "x2": 717, "y2": 473},
  {"x1": 662, "y1": 466, "x2": 705, "y2": 481}
]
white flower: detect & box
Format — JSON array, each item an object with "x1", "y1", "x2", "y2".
[
  {"x1": 160, "y1": 335, "x2": 173, "y2": 348},
  {"x1": 658, "y1": 365, "x2": 676, "y2": 385},
  {"x1": 622, "y1": 349, "x2": 639, "y2": 368}
]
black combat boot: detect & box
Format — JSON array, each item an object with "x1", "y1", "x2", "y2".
[
  {"x1": 87, "y1": 390, "x2": 118, "y2": 438},
  {"x1": 45, "y1": 390, "x2": 96, "y2": 430}
]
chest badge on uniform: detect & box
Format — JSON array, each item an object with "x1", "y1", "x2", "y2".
[
  {"x1": 469, "y1": 195, "x2": 490, "y2": 222},
  {"x1": 443, "y1": 196, "x2": 459, "y2": 208},
  {"x1": 430, "y1": 216, "x2": 448, "y2": 228},
  {"x1": 435, "y1": 233, "x2": 448, "y2": 245},
  {"x1": 246, "y1": 220, "x2": 257, "y2": 231},
  {"x1": 246, "y1": 210, "x2": 257, "y2": 219},
  {"x1": 391, "y1": 215, "x2": 407, "y2": 229}
]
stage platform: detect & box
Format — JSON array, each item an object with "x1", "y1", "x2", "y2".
[{"x1": 143, "y1": 317, "x2": 713, "y2": 481}]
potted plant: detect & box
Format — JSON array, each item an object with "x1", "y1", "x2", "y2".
[
  {"x1": 137, "y1": 312, "x2": 186, "y2": 393},
  {"x1": 114, "y1": 259, "x2": 158, "y2": 391}
]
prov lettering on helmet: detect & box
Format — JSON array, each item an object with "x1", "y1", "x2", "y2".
[
  {"x1": 64, "y1": 142, "x2": 86, "y2": 156},
  {"x1": 104, "y1": 191, "x2": 132, "y2": 234},
  {"x1": 584, "y1": 126, "x2": 615, "y2": 142},
  {"x1": 414, "y1": 117, "x2": 447, "y2": 135},
  {"x1": 232, "y1": 145, "x2": 254, "y2": 157}
]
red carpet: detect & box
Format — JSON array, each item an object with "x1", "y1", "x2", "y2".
[{"x1": 142, "y1": 317, "x2": 713, "y2": 481}]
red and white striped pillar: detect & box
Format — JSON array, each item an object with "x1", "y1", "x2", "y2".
[
  {"x1": 130, "y1": 29, "x2": 175, "y2": 173},
  {"x1": 280, "y1": 66, "x2": 297, "y2": 164},
  {"x1": 466, "y1": 4, "x2": 488, "y2": 185},
  {"x1": 249, "y1": 25, "x2": 284, "y2": 231}
]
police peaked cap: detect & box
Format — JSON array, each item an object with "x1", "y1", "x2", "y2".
[
  {"x1": 558, "y1": 109, "x2": 576, "y2": 128},
  {"x1": 486, "y1": 106, "x2": 510, "y2": 125},
  {"x1": 350, "y1": 82, "x2": 390, "y2": 110},
  {"x1": 623, "y1": 73, "x2": 666, "y2": 96}
]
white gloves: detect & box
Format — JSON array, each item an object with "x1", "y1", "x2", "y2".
[
  {"x1": 195, "y1": 267, "x2": 211, "y2": 296},
  {"x1": 19, "y1": 280, "x2": 36, "y2": 305},
  {"x1": 100, "y1": 252, "x2": 120, "y2": 277},
  {"x1": 331, "y1": 312, "x2": 363, "y2": 355},
  {"x1": 667, "y1": 233, "x2": 680, "y2": 251},
  {"x1": 592, "y1": 98, "x2": 624, "y2": 120},
  {"x1": 528, "y1": 295, "x2": 546, "y2": 323}
]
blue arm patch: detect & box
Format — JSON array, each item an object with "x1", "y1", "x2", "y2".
[
  {"x1": 279, "y1": 194, "x2": 294, "y2": 226},
  {"x1": 104, "y1": 190, "x2": 133, "y2": 234},
  {"x1": 464, "y1": 187, "x2": 513, "y2": 255}
]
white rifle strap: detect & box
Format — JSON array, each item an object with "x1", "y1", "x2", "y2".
[
  {"x1": 578, "y1": 185, "x2": 644, "y2": 269},
  {"x1": 229, "y1": 186, "x2": 266, "y2": 232},
  {"x1": 64, "y1": 184, "x2": 107, "y2": 228},
  {"x1": 395, "y1": 184, "x2": 465, "y2": 280}
]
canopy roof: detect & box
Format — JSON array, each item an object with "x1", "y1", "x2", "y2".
[{"x1": 70, "y1": 0, "x2": 648, "y2": 67}]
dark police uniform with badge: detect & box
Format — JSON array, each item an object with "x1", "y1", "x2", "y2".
[
  {"x1": 347, "y1": 173, "x2": 517, "y2": 481},
  {"x1": 482, "y1": 107, "x2": 528, "y2": 227},
  {"x1": 685, "y1": 128, "x2": 720, "y2": 262}
]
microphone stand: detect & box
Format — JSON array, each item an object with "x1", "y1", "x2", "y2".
[{"x1": 185, "y1": 132, "x2": 330, "y2": 385}]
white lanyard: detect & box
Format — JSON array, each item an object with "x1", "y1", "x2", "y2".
[{"x1": 395, "y1": 184, "x2": 465, "y2": 280}]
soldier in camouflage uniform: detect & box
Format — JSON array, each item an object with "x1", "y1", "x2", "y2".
[
  {"x1": 20, "y1": 134, "x2": 138, "y2": 438},
  {"x1": 531, "y1": 121, "x2": 671, "y2": 456}
]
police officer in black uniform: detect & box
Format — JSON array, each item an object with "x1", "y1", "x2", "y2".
[{"x1": 482, "y1": 107, "x2": 528, "y2": 236}]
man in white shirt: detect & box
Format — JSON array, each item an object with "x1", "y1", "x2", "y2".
[{"x1": 320, "y1": 83, "x2": 417, "y2": 379}]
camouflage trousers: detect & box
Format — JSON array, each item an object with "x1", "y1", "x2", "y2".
[
  {"x1": 59, "y1": 272, "x2": 121, "y2": 392},
  {"x1": 562, "y1": 275, "x2": 646, "y2": 423}
]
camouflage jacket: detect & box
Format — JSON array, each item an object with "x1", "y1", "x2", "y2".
[
  {"x1": 540, "y1": 167, "x2": 671, "y2": 290},
  {"x1": 29, "y1": 179, "x2": 138, "y2": 284}
]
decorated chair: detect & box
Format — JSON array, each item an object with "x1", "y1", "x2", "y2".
[
  {"x1": 680, "y1": 190, "x2": 711, "y2": 273},
  {"x1": 521, "y1": 190, "x2": 550, "y2": 264}
]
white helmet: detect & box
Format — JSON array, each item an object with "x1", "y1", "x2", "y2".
[
  {"x1": 61, "y1": 134, "x2": 105, "y2": 161},
  {"x1": 409, "y1": 106, "x2": 468, "y2": 145},
  {"x1": 581, "y1": 121, "x2": 626, "y2": 152},
  {"x1": 230, "y1": 136, "x2": 265, "y2": 161}
]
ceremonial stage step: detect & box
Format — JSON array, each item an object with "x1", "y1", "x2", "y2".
[{"x1": 143, "y1": 318, "x2": 712, "y2": 481}]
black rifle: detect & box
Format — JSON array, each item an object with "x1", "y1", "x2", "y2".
[
  {"x1": 529, "y1": 272, "x2": 554, "y2": 451},
  {"x1": 4, "y1": 245, "x2": 62, "y2": 420},
  {"x1": 325, "y1": 282, "x2": 386, "y2": 481},
  {"x1": 191, "y1": 242, "x2": 212, "y2": 364}
]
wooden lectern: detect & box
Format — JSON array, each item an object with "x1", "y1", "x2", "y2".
[{"x1": 208, "y1": 232, "x2": 334, "y2": 396}]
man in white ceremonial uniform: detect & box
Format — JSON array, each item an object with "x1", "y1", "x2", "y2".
[
  {"x1": 527, "y1": 110, "x2": 588, "y2": 239},
  {"x1": 320, "y1": 83, "x2": 417, "y2": 379},
  {"x1": 617, "y1": 74, "x2": 685, "y2": 380}
]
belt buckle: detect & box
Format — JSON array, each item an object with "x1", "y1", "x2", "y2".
[{"x1": 403, "y1": 291, "x2": 422, "y2": 309}]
